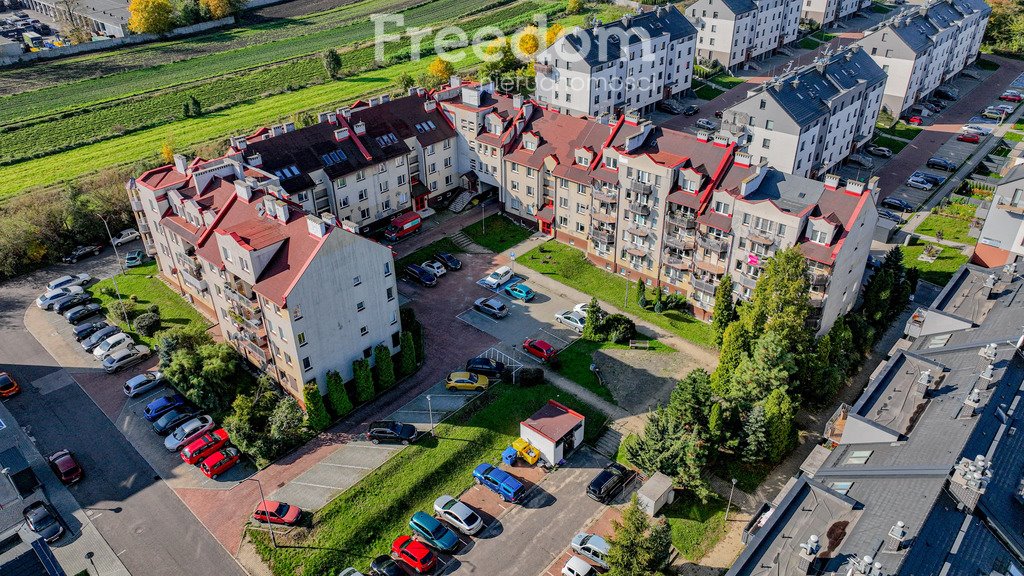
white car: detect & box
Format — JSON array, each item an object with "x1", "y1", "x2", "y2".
[
  {"x1": 46, "y1": 274, "x2": 91, "y2": 291},
  {"x1": 571, "y1": 533, "x2": 610, "y2": 570},
  {"x1": 482, "y1": 266, "x2": 513, "y2": 289},
  {"x1": 555, "y1": 310, "x2": 587, "y2": 333},
  {"x1": 36, "y1": 286, "x2": 84, "y2": 309},
  {"x1": 562, "y1": 556, "x2": 596, "y2": 576},
  {"x1": 163, "y1": 415, "x2": 215, "y2": 451},
  {"x1": 337, "y1": 569, "x2": 364, "y2": 576},
  {"x1": 695, "y1": 118, "x2": 718, "y2": 131},
  {"x1": 962, "y1": 124, "x2": 993, "y2": 135},
  {"x1": 433, "y1": 495, "x2": 483, "y2": 535},
  {"x1": 124, "y1": 371, "x2": 164, "y2": 397},
  {"x1": 103, "y1": 346, "x2": 152, "y2": 374},
  {"x1": 995, "y1": 104, "x2": 1016, "y2": 114},
  {"x1": 93, "y1": 332, "x2": 134, "y2": 359},
  {"x1": 111, "y1": 228, "x2": 140, "y2": 246},
  {"x1": 905, "y1": 176, "x2": 933, "y2": 191},
  {"x1": 421, "y1": 260, "x2": 447, "y2": 277}
]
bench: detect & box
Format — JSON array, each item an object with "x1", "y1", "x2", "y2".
[{"x1": 628, "y1": 340, "x2": 650, "y2": 350}]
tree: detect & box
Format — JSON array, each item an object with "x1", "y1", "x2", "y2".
[
  {"x1": 712, "y1": 274, "x2": 737, "y2": 346},
  {"x1": 517, "y1": 26, "x2": 540, "y2": 57},
  {"x1": 223, "y1": 376, "x2": 280, "y2": 467},
  {"x1": 652, "y1": 285, "x2": 663, "y2": 312},
  {"x1": 741, "y1": 247, "x2": 810, "y2": 351},
  {"x1": 325, "y1": 369, "x2": 353, "y2": 417},
  {"x1": 762, "y1": 388, "x2": 797, "y2": 462},
  {"x1": 427, "y1": 57, "x2": 455, "y2": 86},
  {"x1": 303, "y1": 381, "x2": 331, "y2": 431},
  {"x1": 399, "y1": 331, "x2": 417, "y2": 375},
  {"x1": 728, "y1": 330, "x2": 797, "y2": 407},
  {"x1": 566, "y1": 0, "x2": 584, "y2": 15},
  {"x1": 627, "y1": 406, "x2": 712, "y2": 501},
  {"x1": 582, "y1": 297, "x2": 603, "y2": 341},
  {"x1": 269, "y1": 396, "x2": 306, "y2": 446},
  {"x1": 606, "y1": 496, "x2": 672, "y2": 576},
  {"x1": 128, "y1": 0, "x2": 175, "y2": 34},
  {"x1": 742, "y1": 403, "x2": 767, "y2": 462},
  {"x1": 707, "y1": 402, "x2": 723, "y2": 444},
  {"x1": 353, "y1": 358, "x2": 374, "y2": 402},
  {"x1": 323, "y1": 49, "x2": 342, "y2": 79},
  {"x1": 188, "y1": 95, "x2": 202, "y2": 117},
  {"x1": 668, "y1": 368, "x2": 712, "y2": 426},
  {"x1": 711, "y1": 321, "x2": 751, "y2": 396},
  {"x1": 134, "y1": 312, "x2": 161, "y2": 336},
  {"x1": 374, "y1": 344, "x2": 396, "y2": 391},
  {"x1": 545, "y1": 23, "x2": 565, "y2": 47},
  {"x1": 182, "y1": 101, "x2": 191, "y2": 118},
  {"x1": 396, "y1": 72, "x2": 416, "y2": 92},
  {"x1": 55, "y1": 0, "x2": 91, "y2": 43},
  {"x1": 199, "y1": 0, "x2": 233, "y2": 18},
  {"x1": 636, "y1": 281, "x2": 647, "y2": 308},
  {"x1": 478, "y1": 39, "x2": 520, "y2": 82},
  {"x1": 161, "y1": 134, "x2": 175, "y2": 164},
  {"x1": 158, "y1": 324, "x2": 211, "y2": 367},
  {"x1": 164, "y1": 343, "x2": 246, "y2": 417}
]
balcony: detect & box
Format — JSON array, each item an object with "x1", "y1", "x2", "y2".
[
  {"x1": 695, "y1": 260, "x2": 726, "y2": 275},
  {"x1": 809, "y1": 291, "x2": 826, "y2": 308},
  {"x1": 626, "y1": 202, "x2": 651, "y2": 217},
  {"x1": 698, "y1": 235, "x2": 729, "y2": 254},
  {"x1": 625, "y1": 245, "x2": 650, "y2": 258},
  {"x1": 629, "y1": 181, "x2": 653, "y2": 195},
  {"x1": 747, "y1": 232, "x2": 775, "y2": 247},
  {"x1": 591, "y1": 209, "x2": 618, "y2": 224},
  {"x1": 130, "y1": 198, "x2": 144, "y2": 212},
  {"x1": 180, "y1": 269, "x2": 208, "y2": 293},
  {"x1": 692, "y1": 278, "x2": 717, "y2": 295},
  {"x1": 664, "y1": 235, "x2": 695, "y2": 251},
  {"x1": 664, "y1": 252, "x2": 691, "y2": 270},
  {"x1": 626, "y1": 226, "x2": 650, "y2": 238},
  {"x1": 224, "y1": 281, "x2": 259, "y2": 311},
  {"x1": 138, "y1": 222, "x2": 150, "y2": 234},
  {"x1": 737, "y1": 273, "x2": 758, "y2": 290},
  {"x1": 808, "y1": 273, "x2": 831, "y2": 287},
  {"x1": 240, "y1": 339, "x2": 271, "y2": 368},
  {"x1": 666, "y1": 213, "x2": 696, "y2": 230},
  {"x1": 593, "y1": 189, "x2": 618, "y2": 203}
]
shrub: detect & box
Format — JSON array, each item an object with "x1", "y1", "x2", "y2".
[
  {"x1": 303, "y1": 381, "x2": 331, "y2": 432},
  {"x1": 517, "y1": 367, "x2": 544, "y2": 387},
  {"x1": 374, "y1": 344, "x2": 396, "y2": 391},
  {"x1": 353, "y1": 358, "x2": 374, "y2": 403},
  {"x1": 399, "y1": 331, "x2": 417, "y2": 375},
  {"x1": 134, "y1": 312, "x2": 161, "y2": 336},
  {"x1": 326, "y1": 369, "x2": 353, "y2": 417},
  {"x1": 599, "y1": 313, "x2": 636, "y2": 343},
  {"x1": 148, "y1": 304, "x2": 160, "y2": 314},
  {"x1": 108, "y1": 300, "x2": 134, "y2": 322}
]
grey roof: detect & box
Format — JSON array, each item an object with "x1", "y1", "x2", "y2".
[
  {"x1": 720, "y1": 0, "x2": 757, "y2": 15},
  {"x1": 888, "y1": 11, "x2": 939, "y2": 54},
  {"x1": 563, "y1": 5, "x2": 696, "y2": 67},
  {"x1": 743, "y1": 169, "x2": 825, "y2": 214}
]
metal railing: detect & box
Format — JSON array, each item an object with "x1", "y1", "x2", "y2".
[
  {"x1": 666, "y1": 213, "x2": 696, "y2": 229},
  {"x1": 698, "y1": 235, "x2": 729, "y2": 253}
]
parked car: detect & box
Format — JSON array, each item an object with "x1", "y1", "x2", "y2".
[
  {"x1": 124, "y1": 370, "x2": 164, "y2": 397},
  {"x1": 982, "y1": 108, "x2": 1004, "y2": 120},
  {"x1": 911, "y1": 171, "x2": 944, "y2": 186},
  {"x1": 125, "y1": 250, "x2": 146, "y2": 268},
  {"x1": 434, "y1": 252, "x2": 462, "y2": 271},
  {"x1": 62, "y1": 244, "x2": 102, "y2": 264},
  {"x1": 53, "y1": 292, "x2": 91, "y2": 314},
  {"x1": 338, "y1": 568, "x2": 365, "y2": 576},
  {"x1": 199, "y1": 447, "x2": 241, "y2": 479},
  {"x1": 522, "y1": 338, "x2": 558, "y2": 362},
  {"x1": 47, "y1": 450, "x2": 83, "y2": 485},
  {"x1": 404, "y1": 264, "x2": 437, "y2": 287},
  {"x1": 421, "y1": 260, "x2": 447, "y2": 277},
  {"x1": 391, "y1": 535, "x2": 436, "y2": 574},
  {"x1": 1000, "y1": 92, "x2": 1023, "y2": 102},
  {"x1": 465, "y1": 357, "x2": 506, "y2": 380},
  {"x1": 905, "y1": 176, "x2": 933, "y2": 191},
  {"x1": 409, "y1": 511, "x2": 460, "y2": 552},
  {"x1": 111, "y1": 229, "x2": 140, "y2": 246},
  {"x1": 878, "y1": 209, "x2": 905, "y2": 225},
  {"x1": 927, "y1": 157, "x2": 957, "y2": 171},
  {"x1": 103, "y1": 346, "x2": 151, "y2": 373},
  {"x1": 143, "y1": 394, "x2": 188, "y2": 422},
  {"x1": 366, "y1": 421, "x2": 417, "y2": 445},
  {"x1": 957, "y1": 132, "x2": 981, "y2": 143},
  {"x1": 73, "y1": 320, "x2": 108, "y2": 342},
  {"x1": 433, "y1": 495, "x2": 483, "y2": 535},
  {"x1": 995, "y1": 104, "x2": 1016, "y2": 114},
  {"x1": 926, "y1": 98, "x2": 947, "y2": 109},
  {"x1": 902, "y1": 115, "x2": 923, "y2": 125},
  {"x1": 164, "y1": 415, "x2": 216, "y2": 451},
  {"x1": 563, "y1": 556, "x2": 596, "y2": 576},
  {"x1": 587, "y1": 462, "x2": 633, "y2": 503},
  {"x1": 92, "y1": 332, "x2": 134, "y2": 359},
  {"x1": 252, "y1": 500, "x2": 302, "y2": 526},
  {"x1": 36, "y1": 286, "x2": 84, "y2": 309},
  {"x1": 683, "y1": 104, "x2": 700, "y2": 116},
  {"x1": 866, "y1": 145, "x2": 893, "y2": 158},
  {"x1": 46, "y1": 273, "x2": 91, "y2": 291},
  {"x1": 961, "y1": 124, "x2": 992, "y2": 135},
  {"x1": 655, "y1": 100, "x2": 681, "y2": 114},
  {"x1": 65, "y1": 303, "x2": 102, "y2": 324},
  {"x1": 151, "y1": 408, "x2": 198, "y2": 435},
  {"x1": 571, "y1": 533, "x2": 610, "y2": 569},
  {"x1": 934, "y1": 87, "x2": 958, "y2": 100},
  {"x1": 695, "y1": 118, "x2": 717, "y2": 130},
  {"x1": 0, "y1": 372, "x2": 21, "y2": 398},
  {"x1": 482, "y1": 266, "x2": 513, "y2": 289},
  {"x1": 369, "y1": 555, "x2": 404, "y2": 576},
  {"x1": 713, "y1": 109, "x2": 724, "y2": 118},
  {"x1": 473, "y1": 463, "x2": 525, "y2": 503},
  {"x1": 23, "y1": 502, "x2": 63, "y2": 543},
  {"x1": 181, "y1": 428, "x2": 230, "y2": 465},
  {"x1": 880, "y1": 197, "x2": 914, "y2": 213},
  {"x1": 847, "y1": 153, "x2": 874, "y2": 169},
  {"x1": 473, "y1": 297, "x2": 509, "y2": 319},
  {"x1": 921, "y1": 101, "x2": 941, "y2": 113},
  {"x1": 82, "y1": 325, "x2": 121, "y2": 352},
  {"x1": 504, "y1": 282, "x2": 535, "y2": 301},
  {"x1": 446, "y1": 371, "x2": 489, "y2": 392},
  {"x1": 554, "y1": 310, "x2": 586, "y2": 333}
]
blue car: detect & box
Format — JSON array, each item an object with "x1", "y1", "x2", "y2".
[
  {"x1": 473, "y1": 463, "x2": 525, "y2": 503},
  {"x1": 504, "y1": 282, "x2": 536, "y2": 301},
  {"x1": 143, "y1": 394, "x2": 187, "y2": 422},
  {"x1": 409, "y1": 511, "x2": 460, "y2": 552},
  {"x1": 125, "y1": 250, "x2": 146, "y2": 268}
]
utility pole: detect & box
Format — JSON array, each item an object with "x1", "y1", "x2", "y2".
[
  {"x1": 244, "y1": 478, "x2": 276, "y2": 548},
  {"x1": 725, "y1": 477, "x2": 738, "y2": 523}
]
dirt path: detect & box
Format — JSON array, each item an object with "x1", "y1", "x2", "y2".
[{"x1": 673, "y1": 513, "x2": 751, "y2": 576}]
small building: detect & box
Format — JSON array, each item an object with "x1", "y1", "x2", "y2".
[
  {"x1": 519, "y1": 400, "x2": 585, "y2": 466},
  {"x1": 637, "y1": 472, "x2": 675, "y2": 517}
]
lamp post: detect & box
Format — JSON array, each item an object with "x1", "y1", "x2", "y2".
[
  {"x1": 511, "y1": 345, "x2": 518, "y2": 387},
  {"x1": 98, "y1": 215, "x2": 131, "y2": 327},
  {"x1": 426, "y1": 395, "x2": 434, "y2": 437},
  {"x1": 725, "y1": 477, "x2": 737, "y2": 523},
  {"x1": 510, "y1": 251, "x2": 516, "y2": 278},
  {"x1": 244, "y1": 478, "x2": 276, "y2": 548},
  {"x1": 85, "y1": 552, "x2": 97, "y2": 575},
  {"x1": 481, "y1": 201, "x2": 486, "y2": 234}
]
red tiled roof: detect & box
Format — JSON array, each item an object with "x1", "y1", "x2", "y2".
[
  {"x1": 698, "y1": 211, "x2": 732, "y2": 232},
  {"x1": 138, "y1": 165, "x2": 189, "y2": 190},
  {"x1": 522, "y1": 400, "x2": 584, "y2": 442}
]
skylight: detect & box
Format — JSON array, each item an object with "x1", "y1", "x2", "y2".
[
  {"x1": 321, "y1": 150, "x2": 348, "y2": 166},
  {"x1": 273, "y1": 165, "x2": 301, "y2": 179}
]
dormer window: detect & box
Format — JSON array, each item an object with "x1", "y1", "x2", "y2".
[
  {"x1": 810, "y1": 228, "x2": 830, "y2": 244},
  {"x1": 604, "y1": 156, "x2": 618, "y2": 169},
  {"x1": 524, "y1": 140, "x2": 537, "y2": 151},
  {"x1": 578, "y1": 156, "x2": 590, "y2": 167}
]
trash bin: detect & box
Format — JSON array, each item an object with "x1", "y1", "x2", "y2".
[
  {"x1": 502, "y1": 446, "x2": 518, "y2": 466},
  {"x1": 512, "y1": 438, "x2": 540, "y2": 465}
]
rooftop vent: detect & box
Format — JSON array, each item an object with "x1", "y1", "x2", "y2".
[
  {"x1": 949, "y1": 454, "x2": 993, "y2": 510},
  {"x1": 980, "y1": 364, "x2": 995, "y2": 381},
  {"x1": 979, "y1": 343, "x2": 997, "y2": 361},
  {"x1": 849, "y1": 555, "x2": 884, "y2": 576},
  {"x1": 917, "y1": 369, "x2": 933, "y2": 386},
  {"x1": 985, "y1": 273, "x2": 997, "y2": 289},
  {"x1": 796, "y1": 535, "x2": 820, "y2": 574},
  {"x1": 886, "y1": 521, "x2": 907, "y2": 552}
]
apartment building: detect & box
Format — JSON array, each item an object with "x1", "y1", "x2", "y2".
[
  {"x1": 973, "y1": 164, "x2": 1024, "y2": 268},
  {"x1": 801, "y1": 0, "x2": 871, "y2": 28},
  {"x1": 718, "y1": 45, "x2": 886, "y2": 178},
  {"x1": 727, "y1": 264, "x2": 1024, "y2": 576},
  {"x1": 687, "y1": 0, "x2": 801, "y2": 71},
  {"x1": 131, "y1": 154, "x2": 401, "y2": 404},
  {"x1": 859, "y1": 0, "x2": 990, "y2": 115},
  {"x1": 228, "y1": 90, "x2": 460, "y2": 236},
  {"x1": 533, "y1": 5, "x2": 696, "y2": 120}
]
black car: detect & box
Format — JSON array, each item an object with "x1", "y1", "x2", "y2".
[
  {"x1": 655, "y1": 100, "x2": 681, "y2": 114},
  {"x1": 23, "y1": 502, "x2": 63, "y2": 543},
  {"x1": 683, "y1": 104, "x2": 700, "y2": 116},
  {"x1": 934, "y1": 87, "x2": 958, "y2": 101},
  {"x1": 65, "y1": 303, "x2": 102, "y2": 324},
  {"x1": 880, "y1": 197, "x2": 914, "y2": 213},
  {"x1": 404, "y1": 264, "x2": 437, "y2": 287},
  {"x1": 465, "y1": 357, "x2": 506, "y2": 380},
  {"x1": 926, "y1": 157, "x2": 957, "y2": 171},
  {"x1": 878, "y1": 209, "x2": 905, "y2": 225},
  {"x1": 434, "y1": 252, "x2": 463, "y2": 271},
  {"x1": 53, "y1": 292, "x2": 91, "y2": 313},
  {"x1": 912, "y1": 171, "x2": 945, "y2": 186},
  {"x1": 82, "y1": 325, "x2": 122, "y2": 353},
  {"x1": 369, "y1": 555, "x2": 404, "y2": 576},
  {"x1": 926, "y1": 98, "x2": 946, "y2": 109},
  {"x1": 366, "y1": 421, "x2": 417, "y2": 445},
  {"x1": 73, "y1": 320, "x2": 109, "y2": 342},
  {"x1": 62, "y1": 244, "x2": 102, "y2": 264},
  {"x1": 151, "y1": 408, "x2": 198, "y2": 435},
  {"x1": 587, "y1": 463, "x2": 634, "y2": 503}
]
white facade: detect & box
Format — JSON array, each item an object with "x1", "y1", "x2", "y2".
[
  {"x1": 688, "y1": 0, "x2": 801, "y2": 70},
  {"x1": 801, "y1": 0, "x2": 871, "y2": 27}
]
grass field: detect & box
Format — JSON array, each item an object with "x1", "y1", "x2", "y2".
[
  {"x1": 713, "y1": 457, "x2": 774, "y2": 493},
  {"x1": 91, "y1": 262, "x2": 210, "y2": 345},
  {"x1": 877, "y1": 121, "x2": 923, "y2": 140},
  {"x1": 555, "y1": 337, "x2": 672, "y2": 402},
  {"x1": 396, "y1": 237, "x2": 465, "y2": 269},
  {"x1": 903, "y1": 244, "x2": 969, "y2": 286},
  {"x1": 870, "y1": 135, "x2": 909, "y2": 153},
  {"x1": 916, "y1": 214, "x2": 976, "y2": 245},
  {"x1": 798, "y1": 37, "x2": 821, "y2": 50},
  {"x1": 461, "y1": 214, "x2": 535, "y2": 253},
  {"x1": 694, "y1": 81, "x2": 726, "y2": 100},
  {"x1": 519, "y1": 241, "x2": 717, "y2": 348},
  {"x1": 663, "y1": 494, "x2": 727, "y2": 561},
  {"x1": 250, "y1": 382, "x2": 606, "y2": 575},
  {"x1": 709, "y1": 72, "x2": 746, "y2": 89},
  {"x1": 1005, "y1": 131, "x2": 1024, "y2": 143}
]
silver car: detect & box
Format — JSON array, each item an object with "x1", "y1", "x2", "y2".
[
  {"x1": 36, "y1": 286, "x2": 84, "y2": 309},
  {"x1": 571, "y1": 533, "x2": 610, "y2": 569},
  {"x1": 103, "y1": 346, "x2": 151, "y2": 374},
  {"x1": 164, "y1": 415, "x2": 215, "y2": 451},
  {"x1": 46, "y1": 273, "x2": 91, "y2": 291},
  {"x1": 555, "y1": 310, "x2": 587, "y2": 333},
  {"x1": 124, "y1": 371, "x2": 164, "y2": 397},
  {"x1": 695, "y1": 118, "x2": 718, "y2": 131},
  {"x1": 433, "y1": 495, "x2": 483, "y2": 535},
  {"x1": 93, "y1": 332, "x2": 133, "y2": 359},
  {"x1": 905, "y1": 176, "x2": 933, "y2": 191}
]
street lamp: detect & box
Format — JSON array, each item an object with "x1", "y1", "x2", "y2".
[
  {"x1": 243, "y1": 478, "x2": 276, "y2": 548},
  {"x1": 725, "y1": 477, "x2": 737, "y2": 523},
  {"x1": 481, "y1": 201, "x2": 486, "y2": 234},
  {"x1": 509, "y1": 251, "x2": 516, "y2": 278},
  {"x1": 85, "y1": 552, "x2": 97, "y2": 575},
  {"x1": 426, "y1": 395, "x2": 434, "y2": 437},
  {"x1": 98, "y1": 216, "x2": 130, "y2": 327}
]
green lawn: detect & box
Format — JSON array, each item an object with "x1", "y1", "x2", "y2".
[
  {"x1": 250, "y1": 382, "x2": 606, "y2": 575},
  {"x1": 91, "y1": 262, "x2": 210, "y2": 346},
  {"x1": 811, "y1": 31, "x2": 836, "y2": 42},
  {"x1": 694, "y1": 81, "x2": 725, "y2": 100},
  {"x1": 871, "y1": 135, "x2": 909, "y2": 153},
  {"x1": 613, "y1": 433, "x2": 637, "y2": 467},
  {"x1": 903, "y1": 244, "x2": 969, "y2": 286},
  {"x1": 461, "y1": 214, "x2": 535, "y2": 253},
  {"x1": 555, "y1": 337, "x2": 673, "y2": 403},
  {"x1": 798, "y1": 37, "x2": 821, "y2": 50},
  {"x1": 519, "y1": 241, "x2": 717, "y2": 348},
  {"x1": 396, "y1": 237, "x2": 464, "y2": 269},
  {"x1": 1005, "y1": 131, "x2": 1023, "y2": 143},
  {"x1": 876, "y1": 121, "x2": 923, "y2": 141},
  {"x1": 712, "y1": 458, "x2": 774, "y2": 493},
  {"x1": 709, "y1": 73, "x2": 747, "y2": 90},
  {"x1": 916, "y1": 214, "x2": 976, "y2": 245},
  {"x1": 662, "y1": 494, "x2": 727, "y2": 561}
]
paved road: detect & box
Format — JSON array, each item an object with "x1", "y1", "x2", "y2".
[{"x1": 0, "y1": 251, "x2": 245, "y2": 576}]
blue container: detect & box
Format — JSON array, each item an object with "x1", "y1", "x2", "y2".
[{"x1": 502, "y1": 446, "x2": 518, "y2": 466}]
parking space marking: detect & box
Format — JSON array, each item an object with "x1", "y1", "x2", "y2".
[
  {"x1": 321, "y1": 462, "x2": 373, "y2": 470},
  {"x1": 291, "y1": 480, "x2": 349, "y2": 490},
  {"x1": 538, "y1": 328, "x2": 576, "y2": 346}
]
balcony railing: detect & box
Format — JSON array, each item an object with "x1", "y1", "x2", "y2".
[
  {"x1": 629, "y1": 181, "x2": 654, "y2": 195},
  {"x1": 626, "y1": 202, "x2": 651, "y2": 217},
  {"x1": 593, "y1": 189, "x2": 618, "y2": 203},
  {"x1": 224, "y1": 281, "x2": 259, "y2": 310},
  {"x1": 624, "y1": 245, "x2": 650, "y2": 258},
  {"x1": 698, "y1": 235, "x2": 729, "y2": 254},
  {"x1": 180, "y1": 269, "x2": 208, "y2": 293},
  {"x1": 138, "y1": 222, "x2": 150, "y2": 234},
  {"x1": 130, "y1": 199, "x2": 144, "y2": 212},
  {"x1": 737, "y1": 273, "x2": 758, "y2": 290},
  {"x1": 666, "y1": 213, "x2": 696, "y2": 230},
  {"x1": 692, "y1": 278, "x2": 717, "y2": 295},
  {"x1": 809, "y1": 291, "x2": 826, "y2": 308},
  {"x1": 664, "y1": 235, "x2": 695, "y2": 251},
  {"x1": 591, "y1": 209, "x2": 618, "y2": 224},
  {"x1": 591, "y1": 228, "x2": 615, "y2": 245},
  {"x1": 664, "y1": 253, "x2": 690, "y2": 269},
  {"x1": 808, "y1": 273, "x2": 831, "y2": 287}
]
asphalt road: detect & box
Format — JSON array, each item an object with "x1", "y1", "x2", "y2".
[{"x1": 0, "y1": 251, "x2": 244, "y2": 576}]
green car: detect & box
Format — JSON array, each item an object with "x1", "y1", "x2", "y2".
[
  {"x1": 125, "y1": 250, "x2": 146, "y2": 268},
  {"x1": 504, "y1": 282, "x2": 536, "y2": 301},
  {"x1": 409, "y1": 511, "x2": 460, "y2": 552}
]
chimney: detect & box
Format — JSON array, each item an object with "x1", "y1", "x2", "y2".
[
  {"x1": 408, "y1": 87, "x2": 418, "y2": 96},
  {"x1": 380, "y1": 94, "x2": 390, "y2": 104},
  {"x1": 815, "y1": 59, "x2": 826, "y2": 74},
  {"x1": 980, "y1": 363, "x2": 995, "y2": 385},
  {"x1": 340, "y1": 219, "x2": 359, "y2": 234},
  {"x1": 796, "y1": 535, "x2": 820, "y2": 574},
  {"x1": 621, "y1": 14, "x2": 631, "y2": 27},
  {"x1": 513, "y1": 94, "x2": 524, "y2": 109},
  {"x1": 229, "y1": 136, "x2": 248, "y2": 151},
  {"x1": 449, "y1": 75, "x2": 461, "y2": 88},
  {"x1": 334, "y1": 127, "x2": 350, "y2": 141},
  {"x1": 791, "y1": 78, "x2": 801, "y2": 89},
  {"x1": 353, "y1": 121, "x2": 367, "y2": 136},
  {"x1": 417, "y1": 87, "x2": 426, "y2": 97},
  {"x1": 369, "y1": 96, "x2": 380, "y2": 107},
  {"x1": 823, "y1": 173, "x2": 841, "y2": 190},
  {"x1": 173, "y1": 153, "x2": 188, "y2": 173},
  {"x1": 735, "y1": 150, "x2": 752, "y2": 168},
  {"x1": 696, "y1": 128, "x2": 711, "y2": 143},
  {"x1": 949, "y1": 455, "x2": 992, "y2": 511},
  {"x1": 916, "y1": 369, "x2": 933, "y2": 395},
  {"x1": 845, "y1": 179, "x2": 867, "y2": 195},
  {"x1": 306, "y1": 214, "x2": 328, "y2": 238},
  {"x1": 234, "y1": 180, "x2": 254, "y2": 202},
  {"x1": 424, "y1": 100, "x2": 437, "y2": 112},
  {"x1": 283, "y1": 122, "x2": 296, "y2": 133},
  {"x1": 318, "y1": 111, "x2": 331, "y2": 123},
  {"x1": 247, "y1": 152, "x2": 263, "y2": 167},
  {"x1": 271, "y1": 124, "x2": 285, "y2": 137},
  {"x1": 461, "y1": 85, "x2": 481, "y2": 107},
  {"x1": 963, "y1": 387, "x2": 981, "y2": 415},
  {"x1": 886, "y1": 521, "x2": 907, "y2": 552},
  {"x1": 319, "y1": 211, "x2": 337, "y2": 225},
  {"x1": 845, "y1": 50, "x2": 854, "y2": 61},
  {"x1": 338, "y1": 107, "x2": 352, "y2": 119},
  {"x1": 273, "y1": 199, "x2": 290, "y2": 222},
  {"x1": 850, "y1": 43, "x2": 860, "y2": 53}
]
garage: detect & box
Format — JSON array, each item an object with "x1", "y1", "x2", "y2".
[{"x1": 519, "y1": 400, "x2": 585, "y2": 466}]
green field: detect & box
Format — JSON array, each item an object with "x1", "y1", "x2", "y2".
[
  {"x1": 916, "y1": 214, "x2": 976, "y2": 245},
  {"x1": 555, "y1": 337, "x2": 672, "y2": 402},
  {"x1": 694, "y1": 81, "x2": 725, "y2": 100},
  {"x1": 870, "y1": 135, "x2": 909, "y2": 153},
  {"x1": 663, "y1": 494, "x2": 727, "y2": 561},
  {"x1": 876, "y1": 121, "x2": 923, "y2": 140},
  {"x1": 461, "y1": 213, "x2": 535, "y2": 253},
  {"x1": 903, "y1": 244, "x2": 969, "y2": 286},
  {"x1": 709, "y1": 72, "x2": 746, "y2": 89}
]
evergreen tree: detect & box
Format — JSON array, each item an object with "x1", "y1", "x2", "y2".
[
  {"x1": 637, "y1": 281, "x2": 647, "y2": 308},
  {"x1": 182, "y1": 101, "x2": 191, "y2": 118},
  {"x1": 582, "y1": 297, "x2": 603, "y2": 341},
  {"x1": 676, "y1": 430, "x2": 712, "y2": 503},
  {"x1": 607, "y1": 496, "x2": 672, "y2": 576},
  {"x1": 711, "y1": 321, "x2": 752, "y2": 396},
  {"x1": 762, "y1": 388, "x2": 797, "y2": 462},
  {"x1": 861, "y1": 267, "x2": 895, "y2": 328},
  {"x1": 728, "y1": 330, "x2": 796, "y2": 406},
  {"x1": 322, "y1": 48, "x2": 342, "y2": 78},
  {"x1": 707, "y1": 401, "x2": 723, "y2": 444},
  {"x1": 741, "y1": 247, "x2": 811, "y2": 350},
  {"x1": 711, "y1": 274, "x2": 737, "y2": 346},
  {"x1": 668, "y1": 368, "x2": 712, "y2": 426},
  {"x1": 353, "y1": 358, "x2": 374, "y2": 402},
  {"x1": 188, "y1": 95, "x2": 202, "y2": 116},
  {"x1": 652, "y1": 284, "x2": 664, "y2": 313},
  {"x1": 374, "y1": 344, "x2": 396, "y2": 390},
  {"x1": 325, "y1": 369, "x2": 353, "y2": 417},
  {"x1": 399, "y1": 331, "x2": 417, "y2": 375},
  {"x1": 742, "y1": 404, "x2": 767, "y2": 462},
  {"x1": 303, "y1": 381, "x2": 331, "y2": 432},
  {"x1": 625, "y1": 407, "x2": 687, "y2": 477}
]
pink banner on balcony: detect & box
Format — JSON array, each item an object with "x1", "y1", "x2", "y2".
[{"x1": 747, "y1": 253, "x2": 760, "y2": 267}]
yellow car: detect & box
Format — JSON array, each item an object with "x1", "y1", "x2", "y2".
[{"x1": 445, "y1": 371, "x2": 489, "y2": 392}]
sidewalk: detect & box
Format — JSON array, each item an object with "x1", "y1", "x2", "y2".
[{"x1": 395, "y1": 200, "x2": 500, "y2": 258}]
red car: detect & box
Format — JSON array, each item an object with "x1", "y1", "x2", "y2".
[
  {"x1": 522, "y1": 338, "x2": 558, "y2": 362},
  {"x1": 181, "y1": 429, "x2": 230, "y2": 465},
  {"x1": 391, "y1": 535, "x2": 436, "y2": 574},
  {"x1": 199, "y1": 447, "x2": 240, "y2": 479},
  {"x1": 906, "y1": 116, "x2": 922, "y2": 125},
  {"x1": 1000, "y1": 92, "x2": 1022, "y2": 102},
  {"x1": 47, "y1": 450, "x2": 83, "y2": 485},
  {"x1": 252, "y1": 500, "x2": 302, "y2": 526},
  {"x1": 957, "y1": 132, "x2": 980, "y2": 143},
  {"x1": 0, "y1": 372, "x2": 20, "y2": 398}
]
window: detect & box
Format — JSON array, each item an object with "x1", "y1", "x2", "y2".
[
  {"x1": 353, "y1": 276, "x2": 362, "y2": 286},
  {"x1": 527, "y1": 186, "x2": 534, "y2": 197},
  {"x1": 358, "y1": 190, "x2": 368, "y2": 201},
  {"x1": 384, "y1": 262, "x2": 392, "y2": 277},
  {"x1": 765, "y1": 119, "x2": 774, "y2": 130},
  {"x1": 340, "y1": 196, "x2": 350, "y2": 209},
  {"x1": 292, "y1": 305, "x2": 302, "y2": 320},
  {"x1": 845, "y1": 450, "x2": 873, "y2": 465},
  {"x1": 391, "y1": 311, "x2": 398, "y2": 325},
  {"x1": 360, "y1": 325, "x2": 369, "y2": 336},
  {"x1": 558, "y1": 216, "x2": 568, "y2": 227},
  {"x1": 357, "y1": 170, "x2": 366, "y2": 181},
  {"x1": 221, "y1": 247, "x2": 232, "y2": 263},
  {"x1": 429, "y1": 163, "x2": 437, "y2": 174},
  {"x1": 302, "y1": 357, "x2": 312, "y2": 372},
  {"x1": 511, "y1": 163, "x2": 519, "y2": 173},
  {"x1": 363, "y1": 347, "x2": 372, "y2": 359},
  {"x1": 356, "y1": 301, "x2": 366, "y2": 312},
  {"x1": 444, "y1": 157, "x2": 452, "y2": 168},
  {"x1": 714, "y1": 200, "x2": 730, "y2": 215},
  {"x1": 386, "y1": 287, "x2": 395, "y2": 301},
  {"x1": 297, "y1": 332, "x2": 307, "y2": 347},
  {"x1": 829, "y1": 481, "x2": 853, "y2": 495},
  {"x1": 397, "y1": 174, "x2": 406, "y2": 186},
  {"x1": 396, "y1": 156, "x2": 405, "y2": 167},
  {"x1": 377, "y1": 163, "x2": 387, "y2": 174},
  {"x1": 759, "y1": 99, "x2": 766, "y2": 110},
  {"x1": 360, "y1": 207, "x2": 371, "y2": 220},
  {"x1": 762, "y1": 138, "x2": 771, "y2": 149},
  {"x1": 811, "y1": 228, "x2": 829, "y2": 244}
]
